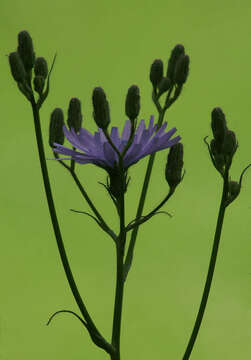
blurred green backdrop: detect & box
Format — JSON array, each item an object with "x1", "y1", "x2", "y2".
[{"x1": 1, "y1": 0, "x2": 251, "y2": 359}]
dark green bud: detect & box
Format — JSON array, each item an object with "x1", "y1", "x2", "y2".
[
  {"x1": 33, "y1": 75, "x2": 45, "y2": 95},
  {"x1": 165, "y1": 143, "x2": 184, "y2": 190},
  {"x1": 92, "y1": 87, "x2": 110, "y2": 129},
  {"x1": 228, "y1": 181, "x2": 240, "y2": 201},
  {"x1": 49, "y1": 108, "x2": 65, "y2": 147},
  {"x1": 222, "y1": 130, "x2": 237, "y2": 159},
  {"x1": 211, "y1": 107, "x2": 227, "y2": 146},
  {"x1": 173, "y1": 54, "x2": 190, "y2": 85},
  {"x1": 166, "y1": 44, "x2": 185, "y2": 82},
  {"x1": 67, "y1": 98, "x2": 83, "y2": 133},
  {"x1": 150, "y1": 59, "x2": 163, "y2": 87},
  {"x1": 34, "y1": 57, "x2": 48, "y2": 78},
  {"x1": 210, "y1": 139, "x2": 225, "y2": 171},
  {"x1": 157, "y1": 77, "x2": 171, "y2": 96},
  {"x1": 125, "y1": 85, "x2": 140, "y2": 121},
  {"x1": 9, "y1": 52, "x2": 26, "y2": 83},
  {"x1": 17, "y1": 31, "x2": 35, "y2": 72}
]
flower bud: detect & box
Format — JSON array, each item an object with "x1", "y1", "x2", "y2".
[
  {"x1": 34, "y1": 57, "x2": 48, "y2": 78},
  {"x1": 49, "y1": 108, "x2": 65, "y2": 147},
  {"x1": 17, "y1": 31, "x2": 35, "y2": 72},
  {"x1": 150, "y1": 59, "x2": 163, "y2": 87},
  {"x1": 222, "y1": 130, "x2": 237, "y2": 159},
  {"x1": 67, "y1": 98, "x2": 83, "y2": 133},
  {"x1": 210, "y1": 139, "x2": 225, "y2": 171},
  {"x1": 125, "y1": 85, "x2": 140, "y2": 121},
  {"x1": 228, "y1": 181, "x2": 240, "y2": 200},
  {"x1": 166, "y1": 44, "x2": 185, "y2": 82},
  {"x1": 9, "y1": 52, "x2": 27, "y2": 83},
  {"x1": 211, "y1": 107, "x2": 227, "y2": 146},
  {"x1": 33, "y1": 75, "x2": 45, "y2": 95},
  {"x1": 157, "y1": 77, "x2": 171, "y2": 96},
  {"x1": 173, "y1": 54, "x2": 190, "y2": 85},
  {"x1": 165, "y1": 143, "x2": 184, "y2": 190},
  {"x1": 92, "y1": 87, "x2": 110, "y2": 129}
]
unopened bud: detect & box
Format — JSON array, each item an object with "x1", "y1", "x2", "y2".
[
  {"x1": 49, "y1": 108, "x2": 65, "y2": 147},
  {"x1": 67, "y1": 98, "x2": 83, "y2": 133},
  {"x1": 9, "y1": 52, "x2": 27, "y2": 83},
  {"x1": 211, "y1": 107, "x2": 227, "y2": 146},
  {"x1": 226, "y1": 180, "x2": 241, "y2": 205},
  {"x1": 222, "y1": 130, "x2": 237, "y2": 159},
  {"x1": 125, "y1": 85, "x2": 140, "y2": 121},
  {"x1": 34, "y1": 57, "x2": 48, "y2": 78},
  {"x1": 92, "y1": 87, "x2": 110, "y2": 129},
  {"x1": 173, "y1": 54, "x2": 189, "y2": 85},
  {"x1": 17, "y1": 31, "x2": 35, "y2": 72},
  {"x1": 166, "y1": 44, "x2": 185, "y2": 82},
  {"x1": 33, "y1": 75, "x2": 45, "y2": 94},
  {"x1": 228, "y1": 181, "x2": 240, "y2": 198},
  {"x1": 157, "y1": 77, "x2": 171, "y2": 96},
  {"x1": 165, "y1": 143, "x2": 184, "y2": 190},
  {"x1": 150, "y1": 59, "x2": 163, "y2": 87},
  {"x1": 210, "y1": 139, "x2": 225, "y2": 171}
]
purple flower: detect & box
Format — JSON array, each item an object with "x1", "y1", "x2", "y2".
[{"x1": 53, "y1": 115, "x2": 181, "y2": 170}]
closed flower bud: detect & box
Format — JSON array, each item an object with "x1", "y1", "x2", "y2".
[
  {"x1": 165, "y1": 143, "x2": 184, "y2": 190},
  {"x1": 222, "y1": 130, "x2": 237, "y2": 158},
  {"x1": 49, "y1": 108, "x2": 65, "y2": 147},
  {"x1": 228, "y1": 181, "x2": 240, "y2": 200},
  {"x1": 67, "y1": 98, "x2": 83, "y2": 133},
  {"x1": 92, "y1": 87, "x2": 110, "y2": 129},
  {"x1": 33, "y1": 75, "x2": 45, "y2": 95},
  {"x1": 166, "y1": 44, "x2": 185, "y2": 82},
  {"x1": 173, "y1": 54, "x2": 190, "y2": 85},
  {"x1": 157, "y1": 77, "x2": 171, "y2": 96},
  {"x1": 9, "y1": 52, "x2": 27, "y2": 83},
  {"x1": 34, "y1": 57, "x2": 48, "y2": 78},
  {"x1": 150, "y1": 59, "x2": 163, "y2": 87},
  {"x1": 17, "y1": 31, "x2": 35, "y2": 72},
  {"x1": 125, "y1": 85, "x2": 140, "y2": 121},
  {"x1": 211, "y1": 107, "x2": 227, "y2": 146},
  {"x1": 210, "y1": 139, "x2": 225, "y2": 171}
]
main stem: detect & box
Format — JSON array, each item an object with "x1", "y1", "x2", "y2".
[
  {"x1": 30, "y1": 99, "x2": 109, "y2": 351},
  {"x1": 123, "y1": 109, "x2": 166, "y2": 280},
  {"x1": 111, "y1": 170, "x2": 126, "y2": 360},
  {"x1": 182, "y1": 172, "x2": 229, "y2": 359}
]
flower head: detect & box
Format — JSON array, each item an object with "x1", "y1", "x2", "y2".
[{"x1": 53, "y1": 115, "x2": 180, "y2": 170}]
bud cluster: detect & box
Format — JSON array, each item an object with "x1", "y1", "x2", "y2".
[
  {"x1": 8, "y1": 30, "x2": 49, "y2": 102},
  {"x1": 150, "y1": 44, "x2": 190, "y2": 102},
  {"x1": 209, "y1": 108, "x2": 238, "y2": 174}
]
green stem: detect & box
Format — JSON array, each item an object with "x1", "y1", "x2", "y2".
[
  {"x1": 123, "y1": 108, "x2": 166, "y2": 280},
  {"x1": 111, "y1": 164, "x2": 126, "y2": 360},
  {"x1": 182, "y1": 171, "x2": 229, "y2": 360},
  {"x1": 30, "y1": 98, "x2": 112, "y2": 354},
  {"x1": 125, "y1": 189, "x2": 174, "y2": 232}
]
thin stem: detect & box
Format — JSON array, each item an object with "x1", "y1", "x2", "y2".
[
  {"x1": 182, "y1": 171, "x2": 229, "y2": 360},
  {"x1": 30, "y1": 98, "x2": 112, "y2": 354},
  {"x1": 125, "y1": 189, "x2": 174, "y2": 232},
  {"x1": 54, "y1": 154, "x2": 117, "y2": 241},
  {"x1": 123, "y1": 108, "x2": 166, "y2": 280},
  {"x1": 111, "y1": 162, "x2": 126, "y2": 360}
]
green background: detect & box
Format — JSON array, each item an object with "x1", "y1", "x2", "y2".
[{"x1": 1, "y1": 0, "x2": 251, "y2": 359}]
